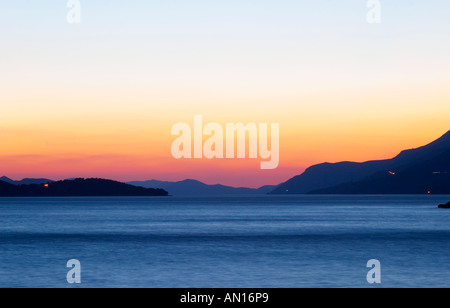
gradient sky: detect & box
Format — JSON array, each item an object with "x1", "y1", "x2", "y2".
[{"x1": 1, "y1": 1, "x2": 449, "y2": 187}]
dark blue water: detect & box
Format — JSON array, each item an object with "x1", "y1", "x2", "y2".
[{"x1": 0, "y1": 195, "x2": 449, "y2": 288}]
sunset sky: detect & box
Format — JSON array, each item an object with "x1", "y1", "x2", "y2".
[{"x1": 1, "y1": 1, "x2": 449, "y2": 187}]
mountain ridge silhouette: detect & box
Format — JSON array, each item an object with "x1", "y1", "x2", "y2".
[
  {"x1": 128, "y1": 179, "x2": 276, "y2": 196},
  {"x1": 0, "y1": 176, "x2": 54, "y2": 186},
  {"x1": 271, "y1": 130, "x2": 450, "y2": 194}
]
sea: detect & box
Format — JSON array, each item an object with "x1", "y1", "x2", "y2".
[{"x1": 0, "y1": 195, "x2": 449, "y2": 288}]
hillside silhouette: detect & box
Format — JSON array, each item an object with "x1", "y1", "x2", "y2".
[
  {"x1": 271, "y1": 130, "x2": 450, "y2": 194},
  {"x1": 0, "y1": 176, "x2": 53, "y2": 186},
  {"x1": 0, "y1": 178, "x2": 168, "y2": 197},
  {"x1": 128, "y1": 179, "x2": 276, "y2": 196}
]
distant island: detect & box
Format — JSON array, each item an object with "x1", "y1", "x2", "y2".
[
  {"x1": 127, "y1": 179, "x2": 276, "y2": 196},
  {"x1": 0, "y1": 176, "x2": 55, "y2": 186},
  {"x1": 0, "y1": 178, "x2": 168, "y2": 197},
  {"x1": 438, "y1": 202, "x2": 450, "y2": 209},
  {"x1": 271, "y1": 130, "x2": 450, "y2": 194}
]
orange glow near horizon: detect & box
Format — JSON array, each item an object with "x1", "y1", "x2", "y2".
[
  {"x1": 0, "y1": 115, "x2": 448, "y2": 187},
  {"x1": 1, "y1": 91, "x2": 449, "y2": 188}
]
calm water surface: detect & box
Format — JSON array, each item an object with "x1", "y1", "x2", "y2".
[{"x1": 0, "y1": 195, "x2": 449, "y2": 288}]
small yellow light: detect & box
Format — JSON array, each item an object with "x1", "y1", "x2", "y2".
[{"x1": 44, "y1": 184, "x2": 49, "y2": 188}]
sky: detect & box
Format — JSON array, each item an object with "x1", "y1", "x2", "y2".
[{"x1": 0, "y1": 0, "x2": 449, "y2": 187}]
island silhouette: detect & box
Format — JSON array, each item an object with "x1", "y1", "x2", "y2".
[
  {"x1": 127, "y1": 179, "x2": 276, "y2": 196},
  {"x1": 0, "y1": 178, "x2": 168, "y2": 197},
  {"x1": 438, "y1": 202, "x2": 450, "y2": 209}
]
